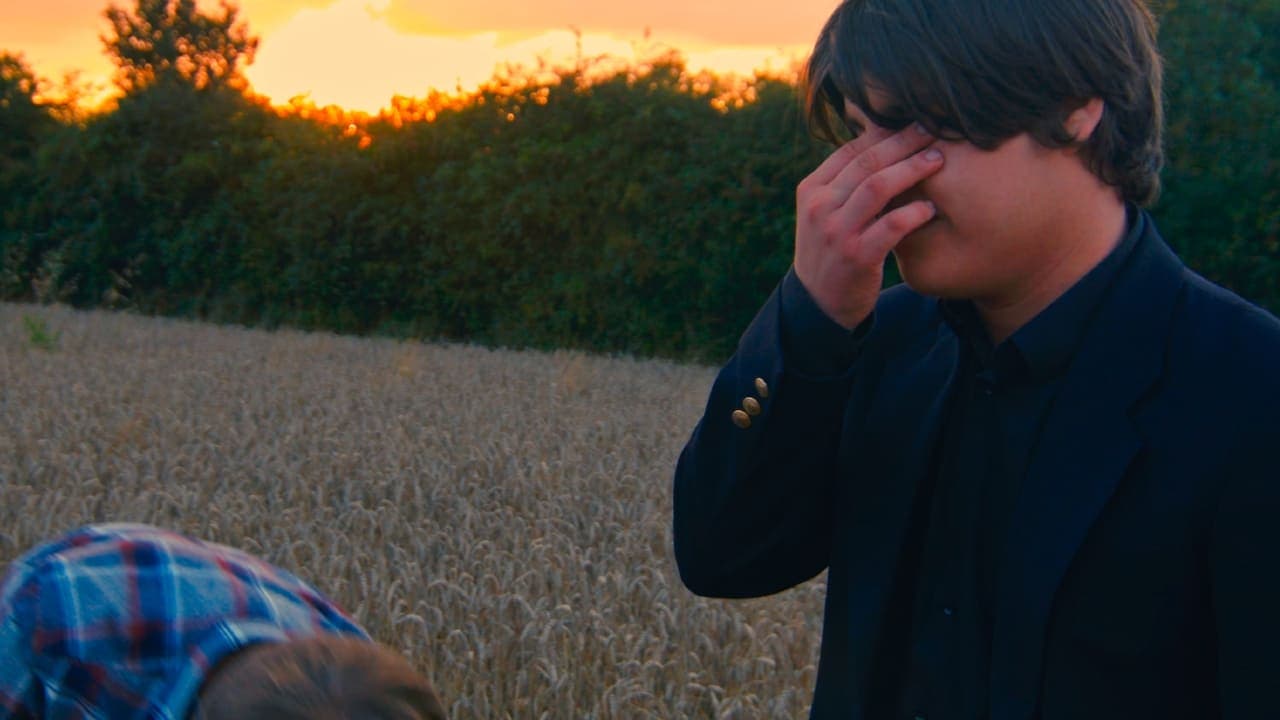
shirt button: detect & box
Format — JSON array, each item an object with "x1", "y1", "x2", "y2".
[{"x1": 943, "y1": 607, "x2": 954, "y2": 617}]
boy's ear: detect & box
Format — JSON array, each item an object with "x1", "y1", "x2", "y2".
[{"x1": 1066, "y1": 97, "x2": 1106, "y2": 142}]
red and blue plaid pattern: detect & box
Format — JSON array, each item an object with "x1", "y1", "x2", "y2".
[{"x1": 0, "y1": 524, "x2": 368, "y2": 719}]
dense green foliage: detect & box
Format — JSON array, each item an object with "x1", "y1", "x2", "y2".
[
  {"x1": 1156, "y1": 0, "x2": 1280, "y2": 310},
  {"x1": 0, "y1": 54, "x2": 59, "y2": 299},
  {"x1": 1, "y1": 1, "x2": 1276, "y2": 362}
]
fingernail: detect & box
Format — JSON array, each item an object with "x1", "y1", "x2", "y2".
[
  {"x1": 914, "y1": 122, "x2": 929, "y2": 135},
  {"x1": 925, "y1": 148, "x2": 943, "y2": 161}
]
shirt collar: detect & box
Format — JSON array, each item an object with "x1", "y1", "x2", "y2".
[{"x1": 941, "y1": 203, "x2": 1146, "y2": 385}]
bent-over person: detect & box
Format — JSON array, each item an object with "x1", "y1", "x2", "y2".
[{"x1": 0, "y1": 523, "x2": 446, "y2": 720}]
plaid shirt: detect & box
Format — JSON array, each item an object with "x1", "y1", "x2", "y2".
[{"x1": 0, "y1": 524, "x2": 368, "y2": 720}]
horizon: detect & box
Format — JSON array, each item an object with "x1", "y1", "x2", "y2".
[{"x1": 1, "y1": 0, "x2": 834, "y2": 113}]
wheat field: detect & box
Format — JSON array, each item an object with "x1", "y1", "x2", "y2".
[{"x1": 0, "y1": 303, "x2": 825, "y2": 719}]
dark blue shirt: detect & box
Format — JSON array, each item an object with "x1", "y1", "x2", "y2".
[{"x1": 780, "y1": 207, "x2": 1145, "y2": 720}]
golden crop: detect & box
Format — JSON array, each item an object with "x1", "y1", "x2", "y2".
[{"x1": 0, "y1": 304, "x2": 823, "y2": 719}]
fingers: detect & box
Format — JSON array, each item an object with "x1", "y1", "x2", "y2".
[
  {"x1": 835, "y1": 146, "x2": 944, "y2": 230},
  {"x1": 826, "y1": 123, "x2": 936, "y2": 196},
  {"x1": 803, "y1": 125, "x2": 894, "y2": 188},
  {"x1": 796, "y1": 125, "x2": 939, "y2": 246},
  {"x1": 855, "y1": 200, "x2": 938, "y2": 263},
  {"x1": 791, "y1": 124, "x2": 941, "y2": 328}
]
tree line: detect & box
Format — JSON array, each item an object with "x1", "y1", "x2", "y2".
[{"x1": 1, "y1": 0, "x2": 1276, "y2": 362}]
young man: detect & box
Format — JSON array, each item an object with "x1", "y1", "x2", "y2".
[
  {"x1": 672, "y1": 1, "x2": 1280, "y2": 718},
  {"x1": 0, "y1": 524, "x2": 446, "y2": 720}
]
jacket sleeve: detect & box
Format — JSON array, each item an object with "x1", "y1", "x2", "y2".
[{"x1": 672, "y1": 269, "x2": 871, "y2": 598}]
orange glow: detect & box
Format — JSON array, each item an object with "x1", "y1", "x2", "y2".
[
  {"x1": 1, "y1": 0, "x2": 828, "y2": 114},
  {"x1": 245, "y1": 0, "x2": 807, "y2": 113}
]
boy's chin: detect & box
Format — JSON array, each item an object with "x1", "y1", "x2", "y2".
[{"x1": 893, "y1": 257, "x2": 976, "y2": 300}]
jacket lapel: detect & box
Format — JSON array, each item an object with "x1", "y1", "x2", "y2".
[
  {"x1": 840, "y1": 322, "x2": 959, "y2": 711},
  {"x1": 988, "y1": 223, "x2": 1186, "y2": 720}
]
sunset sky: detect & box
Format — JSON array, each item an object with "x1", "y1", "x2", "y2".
[{"x1": 2, "y1": 0, "x2": 839, "y2": 112}]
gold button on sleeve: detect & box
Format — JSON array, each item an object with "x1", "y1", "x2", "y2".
[
  {"x1": 754, "y1": 377, "x2": 769, "y2": 398},
  {"x1": 731, "y1": 410, "x2": 752, "y2": 429},
  {"x1": 742, "y1": 397, "x2": 762, "y2": 416}
]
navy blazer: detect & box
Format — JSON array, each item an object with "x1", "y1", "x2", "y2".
[{"x1": 673, "y1": 217, "x2": 1280, "y2": 719}]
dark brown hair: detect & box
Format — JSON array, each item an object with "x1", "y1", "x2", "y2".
[
  {"x1": 193, "y1": 636, "x2": 447, "y2": 720},
  {"x1": 803, "y1": 0, "x2": 1164, "y2": 205}
]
